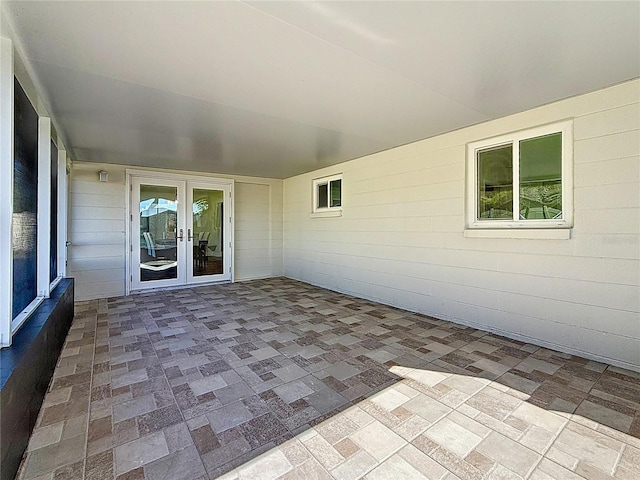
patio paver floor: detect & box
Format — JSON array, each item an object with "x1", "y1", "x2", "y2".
[{"x1": 16, "y1": 277, "x2": 640, "y2": 480}]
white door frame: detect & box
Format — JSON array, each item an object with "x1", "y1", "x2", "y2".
[
  {"x1": 130, "y1": 176, "x2": 186, "y2": 291},
  {"x1": 125, "y1": 169, "x2": 234, "y2": 294},
  {"x1": 186, "y1": 180, "x2": 233, "y2": 285}
]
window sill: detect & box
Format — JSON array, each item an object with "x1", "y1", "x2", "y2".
[
  {"x1": 464, "y1": 228, "x2": 571, "y2": 240},
  {"x1": 310, "y1": 209, "x2": 342, "y2": 219}
]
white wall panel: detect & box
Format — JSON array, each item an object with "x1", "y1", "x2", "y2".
[
  {"x1": 234, "y1": 181, "x2": 282, "y2": 280},
  {"x1": 574, "y1": 130, "x2": 640, "y2": 164},
  {"x1": 573, "y1": 103, "x2": 640, "y2": 140},
  {"x1": 574, "y1": 155, "x2": 639, "y2": 187},
  {"x1": 283, "y1": 79, "x2": 640, "y2": 371},
  {"x1": 573, "y1": 209, "x2": 639, "y2": 235}
]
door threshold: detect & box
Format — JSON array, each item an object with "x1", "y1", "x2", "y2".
[{"x1": 130, "y1": 279, "x2": 232, "y2": 296}]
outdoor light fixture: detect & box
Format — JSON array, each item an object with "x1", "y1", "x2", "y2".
[{"x1": 99, "y1": 170, "x2": 108, "y2": 182}]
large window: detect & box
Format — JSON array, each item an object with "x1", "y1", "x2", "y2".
[
  {"x1": 312, "y1": 174, "x2": 342, "y2": 216},
  {"x1": 12, "y1": 77, "x2": 39, "y2": 319},
  {"x1": 2, "y1": 70, "x2": 67, "y2": 345},
  {"x1": 466, "y1": 121, "x2": 573, "y2": 230}
]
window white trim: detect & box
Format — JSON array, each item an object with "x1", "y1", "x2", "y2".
[
  {"x1": 0, "y1": 37, "x2": 14, "y2": 346},
  {"x1": 312, "y1": 173, "x2": 342, "y2": 215},
  {"x1": 57, "y1": 149, "x2": 68, "y2": 278},
  {"x1": 37, "y1": 118, "x2": 52, "y2": 298},
  {"x1": 310, "y1": 210, "x2": 342, "y2": 218},
  {"x1": 466, "y1": 120, "x2": 573, "y2": 232},
  {"x1": 464, "y1": 228, "x2": 571, "y2": 240},
  {"x1": 11, "y1": 297, "x2": 44, "y2": 335},
  {"x1": 11, "y1": 117, "x2": 53, "y2": 334}
]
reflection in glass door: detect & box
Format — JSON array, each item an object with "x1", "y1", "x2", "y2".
[
  {"x1": 131, "y1": 178, "x2": 186, "y2": 290},
  {"x1": 188, "y1": 183, "x2": 231, "y2": 284},
  {"x1": 129, "y1": 174, "x2": 233, "y2": 292},
  {"x1": 139, "y1": 184, "x2": 179, "y2": 282},
  {"x1": 192, "y1": 188, "x2": 223, "y2": 277}
]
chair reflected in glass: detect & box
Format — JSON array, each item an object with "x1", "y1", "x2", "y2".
[
  {"x1": 193, "y1": 231, "x2": 209, "y2": 273},
  {"x1": 140, "y1": 231, "x2": 177, "y2": 281}
]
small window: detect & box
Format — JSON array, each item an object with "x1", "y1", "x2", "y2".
[
  {"x1": 467, "y1": 121, "x2": 572, "y2": 230},
  {"x1": 312, "y1": 174, "x2": 342, "y2": 215}
]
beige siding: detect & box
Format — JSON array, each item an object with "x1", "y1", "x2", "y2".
[
  {"x1": 68, "y1": 163, "x2": 283, "y2": 301},
  {"x1": 235, "y1": 182, "x2": 283, "y2": 280},
  {"x1": 68, "y1": 167, "x2": 126, "y2": 300},
  {"x1": 283, "y1": 79, "x2": 640, "y2": 371}
]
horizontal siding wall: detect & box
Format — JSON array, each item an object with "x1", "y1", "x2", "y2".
[
  {"x1": 283, "y1": 79, "x2": 640, "y2": 371},
  {"x1": 68, "y1": 163, "x2": 283, "y2": 301},
  {"x1": 68, "y1": 167, "x2": 126, "y2": 300},
  {"x1": 235, "y1": 182, "x2": 283, "y2": 280}
]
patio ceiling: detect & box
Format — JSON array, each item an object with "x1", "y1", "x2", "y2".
[{"x1": 2, "y1": 1, "x2": 639, "y2": 179}]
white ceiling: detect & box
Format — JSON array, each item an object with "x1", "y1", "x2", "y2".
[{"x1": 2, "y1": 1, "x2": 639, "y2": 179}]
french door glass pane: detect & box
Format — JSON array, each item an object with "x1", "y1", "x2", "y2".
[
  {"x1": 477, "y1": 145, "x2": 513, "y2": 220},
  {"x1": 139, "y1": 184, "x2": 178, "y2": 282},
  {"x1": 192, "y1": 188, "x2": 223, "y2": 277},
  {"x1": 519, "y1": 132, "x2": 562, "y2": 219}
]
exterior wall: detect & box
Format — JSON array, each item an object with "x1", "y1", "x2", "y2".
[
  {"x1": 235, "y1": 182, "x2": 283, "y2": 280},
  {"x1": 68, "y1": 162, "x2": 283, "y2": 301},
  {"x1": 283, "y1": 79, "x2": 640, "y2": 371}
]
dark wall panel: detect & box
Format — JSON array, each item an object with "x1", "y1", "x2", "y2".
[
  {"x1": 12, "y1": 77, "x2": 39, "y2": 319},
  {"x1": 0, "y1": 279, "x2": 74, "y2": 480}
]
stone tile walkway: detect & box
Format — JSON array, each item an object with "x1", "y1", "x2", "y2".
[{"x1": 16, "y1": 277, "x2": 640, "y2": 480}]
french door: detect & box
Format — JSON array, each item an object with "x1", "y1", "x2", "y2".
[{"x1": 129, "y1": 174, "x2": 232, "y2": 291}]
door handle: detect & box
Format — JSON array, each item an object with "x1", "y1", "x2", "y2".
[
  {"x1": 177, "y1": 229, "x2": 184, "y2": 242},
  {"x1": 188, "y1": 228, "x2": 194, "y2": 241}
]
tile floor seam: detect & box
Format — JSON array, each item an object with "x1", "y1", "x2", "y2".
[
  {"x1": 536, "y1": 416, "x2": 587, "y2": 480},
  {"x1": 303, "y1": 421, "x2": 408, "y2": 480},
  {"x1": 459, "y1": 363, "x2": 573, "y2": 480},
  {"x1": 611, "y1": 443, "x2": 627, "y2": 478},
  {"x1": 538, "y1": 456, "x2": 589, "y2": 480},
  {"x1": 571, "y1": 363, "x2": 637, "y2": 448},
  {"x1": 410, "y1": 404, "x2": 499, "y2": 480},
  {"x1": 83, "y1": 307, "x2": 99, "y2": 480},
  {"x1": 522, "y1": 444, "x2": 549, "y2": 480}
]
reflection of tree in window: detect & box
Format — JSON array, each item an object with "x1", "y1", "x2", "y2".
[
  {"x1": 478, "y1": 145, "x2": 513, "y2": 219},
  {"x1": 519, "y1": 133, "x2": 562, "y2": 219},
  {"x1": 330, "y1": 179, "x2": 341, "y2": 207},
  {"x1": 193, "y1": 198, "x2": 210, "y2": 216}
]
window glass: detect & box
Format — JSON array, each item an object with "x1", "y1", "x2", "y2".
[
  {"x1": 317, "y1": 183, "x2": 328, "y2": 209},
  {"x1": 477, "y1": 144, "x2": 513, "y2": 220},
  {"x1": 50, "y1": 140, "x2": 58, "y2": 283},
  {"x1": 12, "y1": 78, "x2": 39, "y2": 319},
  {"x1": 519, "y1": 132, "x2": 562, "y2": 219},
  {"x1": 330, "y1": 179, "x2": 341, "y2": 207}
]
